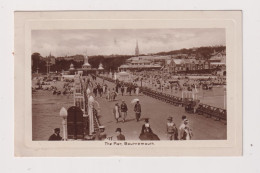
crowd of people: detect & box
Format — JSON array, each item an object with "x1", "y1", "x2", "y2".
[
  {"x1": 48, "y1": 115, "x2": 193, "y2": 141},
  {"x1": 124, "y1": 70, "x2": 226, "y2": 95}
]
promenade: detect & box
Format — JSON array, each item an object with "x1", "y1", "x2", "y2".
[{"x1": 32, "y1": 77, "x2": 227, "y2": 141}]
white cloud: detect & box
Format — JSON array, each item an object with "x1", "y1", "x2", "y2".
[{"x1": 32, "y1": 28, "x2": 225, "y2": 57}]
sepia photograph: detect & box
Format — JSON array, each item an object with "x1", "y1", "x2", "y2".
[
  {"x1": 14, "y1": 11, "x2": 242, "y2": 156},
  {"x1": 31, "y1": 29, "x2": 227, "y2": 141}
]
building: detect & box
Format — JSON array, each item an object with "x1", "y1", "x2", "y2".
[
  {"x1": 209, "y1": 50, "x2": 226, "y2": 69},
  {"x1": 135, "y1": 40, "x2": 139, "y2": 56},
  {"x1": 119, "y1": 55, "x2": 163, "y2": 71},
  {"x1": 119, "y1": 42, "x2": 167, "y2": 71},
  {"x1": 165, "y1": 58, "x2": 211, "y2": 73},
  {"x1": 62, "y1": 51, "x2": 99, "y2": 77}
]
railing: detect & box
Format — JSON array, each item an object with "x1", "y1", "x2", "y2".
[
  {"x1": 196, "y1": 104, "x2": 227, "y2": 121},
  {"x1": 79, "y1": 76, "x2": 102, "y2": 134},
  {"x1": 93, "y1": 108, "x2": 101, "y2": 132}
]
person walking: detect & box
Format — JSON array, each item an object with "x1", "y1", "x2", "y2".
[
  {"x1": 134, "y1": 100, "x2": 141, "y2": 122},
  {"x1": 166, "y1": 117, "x2": 178, "y2": 140},
  {"x1": 127, "y1": 85, "x2": 132, "y2": 96},
  {"x1": 140, "y1": 118, "x2": 153, "y2": 134},
  {"x1": 124, "y1": 85, "x2": 128, "y2": 95},
  {"x1": 115, "y1": 128, "x2": 125, "y2": 140},
  {"x1": 111, "y1": 88, "x2": 117, "y2": 101},
  {"x1": 115, "y1": 83, "x2": 119, "y2": 93},
  {"x1": 179, "y1": 115, "x2": 187, "y2": 131},
  {"x1": 98, "y1": 84, "x2": 103, "y2": 97},
  {"x1": 135, "y1": 86, "x2": 140, "y2": 96},
  {"x1": 179, "y1": 119, "x2": 193, "y2": 140},
  {"x1": 113, "y1": 103, "x2": 121, "y2": 123},
  {"x1": 107, "y1": 88, "x2": 111, "y2": 101},
  {"x1": 139, "y1": 118, "x2": 160, "y2": 140},
  {"x1": 102, "y1": 84, "x2": 106, "y2": 94},
  {"x1": 121, "y1": 85, "x2": 125, "y2": 96},
  {"x1": 93, "y1": 86, "x2": 98, "y2": 97},
  {"x1": 120, "y1": 100, "x2": 128, "y2": 122},
  {"x1": 48, "y1": 128, "x2": 62, "y2": 141}
]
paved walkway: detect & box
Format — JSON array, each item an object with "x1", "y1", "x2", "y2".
[{"x1": 32, "y1": 78, "x2": 227, "y2": 141}]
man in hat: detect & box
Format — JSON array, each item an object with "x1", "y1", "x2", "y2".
[
  {"x1": 166, "y1": 117, "x2": 178, "y2": 140},
  {"x1": 134, "y1": 100, "x2": 141, "y2": 122},
  {"x1": 120, "y1": 100, "x2": 128, "y2": 122},
  {"x1": 48, "y1": 128, "x2": 62, "y2": 141},
  {"x1": 115, "y1": 128, "x2": 125, "y2": 140},
  {"x1": 95, "y1": 126, "x2": 107, "y2": 140}
]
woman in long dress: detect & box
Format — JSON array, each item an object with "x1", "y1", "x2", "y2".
[
  {"x1": 139, "y1": 118, "x2": 160, "y2": 140},
  {"x1": 107, "y1": 88, "x2": 111, "y2": 101},
  {"x1": 113, "y1": 103, "x2": 121, "y2": 123}
]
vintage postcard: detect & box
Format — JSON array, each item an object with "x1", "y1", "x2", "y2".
[{"x1": 14, "y1": 11, "x2": 242, "y2": 156}]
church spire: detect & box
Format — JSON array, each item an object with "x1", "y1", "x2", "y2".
[
  {"x1": 84, "y1": 50, "x2": 89, "y2": 64},
  {"x1": 135, "y1": 40, "x2": 139, "y2": 57}
]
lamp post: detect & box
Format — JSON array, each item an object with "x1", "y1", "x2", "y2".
[
  {"x1": 88, "y1": 96, "x2": 101, "y2": 135},
  {"x1": 59, "y1": 107, "x2": 68, "y2": 140},
  {"x1": 88, "y1": 96, "x2": 95, "y2": 135}
]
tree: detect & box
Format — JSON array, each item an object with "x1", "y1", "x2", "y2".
[{"x1": 31, "y1": 52, "x2": 42, "y2": 72}]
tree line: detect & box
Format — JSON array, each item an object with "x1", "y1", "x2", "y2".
[
  {"x1": 31, "y1": 53, "x2": 131, "y2": 73},
  {"x1": 31, "y1": 45, "x2": 225, "y2": 73}
]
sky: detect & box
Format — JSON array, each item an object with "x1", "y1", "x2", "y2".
[{"x1": 31, "y1": 28, "x2": 225, "y2": 57}]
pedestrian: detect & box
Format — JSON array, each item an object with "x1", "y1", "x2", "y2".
[
  {"x1": 124, "y1": 85, "x2": 128, "y2": 95},
  {"x1": 139, "y1": 118, "x2": 160, "y2": 140},
  {"x1": 134, "y1": 100, "x2": 141, "y2": 122},
  {"x1": 107, "y1": 88, "x2": 111, "y2": 101},
  {"x1": 179, "y1": 115, "x2": 187, "y2": 131},
  {"x1": 48, "y1": 128, "x2": 62, "y2": 141},
  {"x1": 95, "y1": 126, "x2": 107, "y2": 140},
  {"x1": 98, "y1": 85, "x2": 103, "y2": 97},
  {"x1": 113, "y1": 103, "x2": 121, "y2": 123},
  {"x1": 115, "y1": 84, "x2": 119, "y2": 93},
  {"x1": 105, "y1": 84, "x2": 108, "y2": 93},
  {"x1": 121, "y1": 85, "x2": 125, "y2": 96},
  {"x1": 179, "y1": 119, "x2": 193, "y2": 140},
  {"x1": 128, "y1": 86, "x2": 132, "y2": 95},
  {"x1": 102, "y1": 84, "x2": 106, "y2": 94},
  {"x1": 111, "y1": 88, "x2": 117, "y2": 101},
  {"x1": 166, "y1": 117, "x2": 178, "y2": 140},
  {"x1": 120, "y1": 100, "x2": 128, "y2": 122},
  {"x1": 93, "y1": 86, "x2": 97, "y2": 97},
  {"x1": 141, "y1": 118, "x2": 153, "y2": 134},
  {"x1": 115, "y1": 128, "x2": 125, "y2": 140},
  {"x1": 136, "y1": 86, "x2": 140, "y2": 96}
]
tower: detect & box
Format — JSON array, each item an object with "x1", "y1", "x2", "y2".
[
  {"x1": 135, "y1": 40, "x2": 139, "y2": 57},
  {"x1": 82, "y1": 50, "x2": 91, "y2": 69}
]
